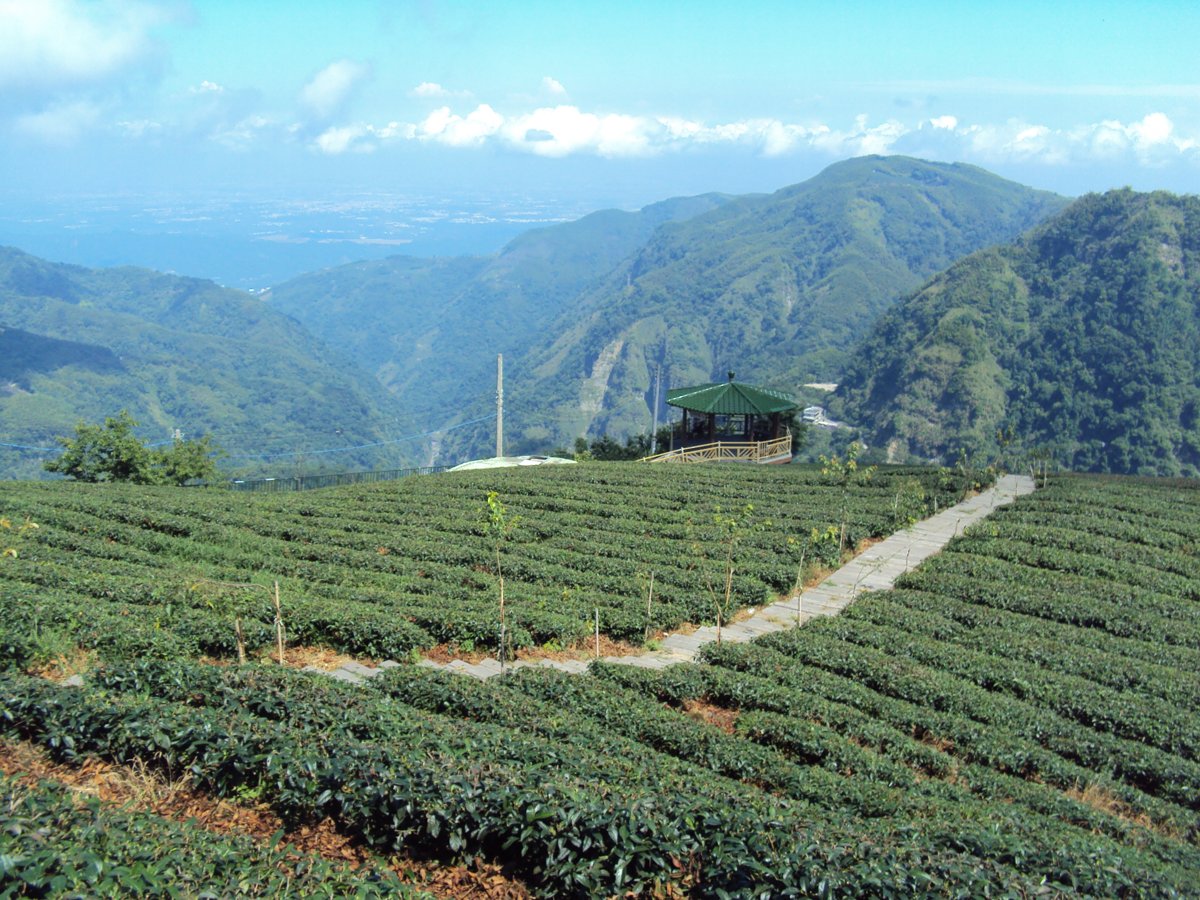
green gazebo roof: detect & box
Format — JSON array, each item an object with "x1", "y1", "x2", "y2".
[{"x1": 666, "y1": 376, "x2": 798, "y2": 416}]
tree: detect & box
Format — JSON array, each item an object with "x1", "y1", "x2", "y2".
[
  {"x1": 691, "y1": 503, "x2": 764, "y2": 645},
  {"x1": 820, "y1": 440, "x2": 876, "y2": 558},
  {"x1": 44, "y1": 411, "x2": 150, "y2": 483},
  {"x1": 482, "y1": 491, "x2": 521, "y2": 669},
  {"x1": 155, "y1": 435, "x2": 223, "y2": 485},
  {"x1": 43, "y1": 412, "x2": 222, "y2": 485}
]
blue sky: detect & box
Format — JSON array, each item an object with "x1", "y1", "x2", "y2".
[{"x1": 1, "y1": 0, "x2": 1198, "y2": 208}]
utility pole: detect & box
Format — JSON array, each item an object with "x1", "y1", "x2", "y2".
[
  {"x1": 650, "y1": 364, "x2": 662, "y2": 453},
  {"x1": 496, "y1": 353, "x2": 504, "y2": 459}
]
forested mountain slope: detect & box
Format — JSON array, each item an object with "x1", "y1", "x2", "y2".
[
  {"x1": 0, "y1": 247, "x2": 412, "y2": 479},
  {"x1": 833, "y1": 189, "x2": 1200, "y2": 476},
  {"x1": 267, "y1": 194, "x2": 730, "y2": 432},
  {"x1": 267, "y1": 158, "x2": 1065, "y2": 461},
  {"x1": 498, "y1": 156, "x2": 1067, "y2": 453}
]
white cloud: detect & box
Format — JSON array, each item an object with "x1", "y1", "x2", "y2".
[
  {"x1": 0, "y1": 0, "x2": 170, "y2": 91},
  {"x1": 319, "y1": 102, "x2": 1200, "y2": 173},
  {"x1": 192, "y1": 80, "x2": 224, "y2": 95},
  {"x1": 411, "y1": 81, "x2": 448, "y2": 98},
  {"x1": 942, "y1": 112, "x2": 1196, "y2": 167},
  {"x1": 408, "y1": 81, "x2": 471, "y2": 100},
  {"x1": 497, "y1": 106, "x2": 672, "y2": 158},
  {"x1": 418, "y1": 104, "x2": 503, "y2": 147},
  {"x1": 1129, "y1": 111, "x2": 1173, "y2": 148},
  {"x1": 14, "y1": 99, "x2": 101, "y2": 143},
  {"x1": 542, "y1": 76, "x2": 567, "y2": 97},
  {"x1": 300, "y1": 60, "x2": 370, "y2": 119},
  {"x1": 210, "y1": 114, "x2": 276, "y2": 150},
  {"x1": 315, "y1": 124, "x2": 373, "y2": 154}
]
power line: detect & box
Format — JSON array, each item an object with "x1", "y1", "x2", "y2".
[
  {"x1": 0, "y1": 441, "x2": 58, "y2": 452},
  {"x1": 222, "y1": 413, "x2": 495, "y2": 461},
  {"x1": 1, "y1": 399, "x2": 499, "y2": 456}
]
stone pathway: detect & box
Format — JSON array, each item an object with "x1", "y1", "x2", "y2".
[{"x1": 314, "y1": 475, "x2": 1035, "y2": 684}]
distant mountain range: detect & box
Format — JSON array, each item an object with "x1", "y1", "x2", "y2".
[
  {"x1": 270, "y1": 156, "x2": 1067, "y2": 461},
  {"x1": 0, "y1": 247, "x2": 413, "y2": 479},
  {"x1": 5, "y1": 157, "x2": 1194, "y2": 480},
  {"x1": 832, "y1": 188, "x2": 1200, "y2": 477}
]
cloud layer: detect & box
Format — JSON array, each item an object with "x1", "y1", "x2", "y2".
[
  {"x1": 0, "y1": 1, "x2": 1195, "y2": 184},
  {"x1": 0, "y1": 0, "x2": 170, "y2": 92},
  {"x1": 305, "y1": 98, "x2": 1198, "y2": 175}
]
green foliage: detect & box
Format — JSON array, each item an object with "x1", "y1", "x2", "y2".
[
  {"x1": 690, "y1": 503, "x2": 765, "y2": 642},
  {"x1": 482, "y1": 491, "x2": 521, "y2": 664},
  {"x1": 1, "y1": 516, "x2": 37, "y2": 560},
  {"x1": 0, "y1": 464, "x2": 956, "y2": 665},
  {"x1": 821, "y1": 440, "x2": 877, "y2": 555},
  {"x1": 836, "y1": 189, "x2": 1200, "y2": 476},
  {"x1": 42, "y1": 411, "x2": 221, "y2": 485},
  {"x1": 0, "y1": 776, "x2": 413, "y2": 897},
  {"x1": 0, "y1": 474, "x2": 1197, "y2": 895},
  {"x1": 43, "y1": 411, "x2": 150, "y2": 483},
  {"x1": 0, "y1": 247, "x2": 417, "y2": 479},
  {"x1": 155, "y1": 434, "x2": 223, "y2": 485}
]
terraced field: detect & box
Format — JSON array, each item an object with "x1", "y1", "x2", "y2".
[
  {"x1": 1, "y1": 470, "x2": 1198, "y2": 896},
  {"x1": 0, "y1": 463, "x2": 954, "y2": 666}
]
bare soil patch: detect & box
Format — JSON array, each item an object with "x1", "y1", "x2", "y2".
[
  {"x1": 1065, "y1": 781, "x2": 1157, "y2": 833},
  {"x1": 681, "y1": 699, "x2": 740, "y2": 735},
  {"x1": 261, "y1": 645, "x2": 372, "y2": 671},
  {"x1": 28, "y1": 647, "x2": 95, "y2": 682}
]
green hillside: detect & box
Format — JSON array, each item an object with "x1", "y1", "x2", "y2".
[
  {"x1": 266, "y1": 158, "x2": 1065, "y2": 464},
  {"x1": 833, "y1": 189, "x2": 1200, "y2": 476},
  {"x1": 0, "y1": 247, "x2": 415, "y2": 479},
  {"x1": 495, "y1": 156, "x2": 1067, "y2": 454},
  {"x1": 266, "y1": 194, "x2": 730, "y2": 446}
]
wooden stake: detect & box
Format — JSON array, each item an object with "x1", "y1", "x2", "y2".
[
  {"x1": 594, "y1": 607, "x2": 600, "y2": 659},
  {"x1": 234, "y1": 617, "x2": 246, "y2": 664},
  {"x1": 644, "y1": 571, "x2": 655, "y2": 643},
  {"x1": 273, "y1": 580, "x2": 285, "y2": 665}
]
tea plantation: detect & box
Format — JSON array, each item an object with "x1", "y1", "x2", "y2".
[
  {"x1": 1, "y1": 467, "x2": 1198, "y2": 896},
  {"x1": 0, "y1": 463, "x2": 954, "y2": 665}
]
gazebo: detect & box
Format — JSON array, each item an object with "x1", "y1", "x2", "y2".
[{"x1": 643, "y1": 372, "x2": 798, "y2": 464}]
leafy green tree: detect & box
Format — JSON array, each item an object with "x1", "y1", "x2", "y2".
[
  {"x1": 44, "y1": 412, "x2": 151, "y2": 483},
  {"x1": 43, "y1": 412, "x2": 221, "y2": 485},
  {"x1": 155, "y1": 436, "x2": 224, "y2": 485}
]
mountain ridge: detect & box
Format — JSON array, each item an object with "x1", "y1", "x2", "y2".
[
  {"x1": 0, "y1": 246, "x2": 416, "y2": 479},
  {"x1": 832, "y1": 188, "x2": 1200, "y2": 476},
  {"x1": 502, "y1": 155, "x2": 1068, "y2": 452}
]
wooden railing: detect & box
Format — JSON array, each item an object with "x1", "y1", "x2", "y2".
[{"x1": 641, "y1": 434, "x2": 792, "y2": 465}]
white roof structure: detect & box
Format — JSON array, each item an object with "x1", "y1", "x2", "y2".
[{"x1": 448, "y1": 455, "x2": 577, "y2": 472}]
